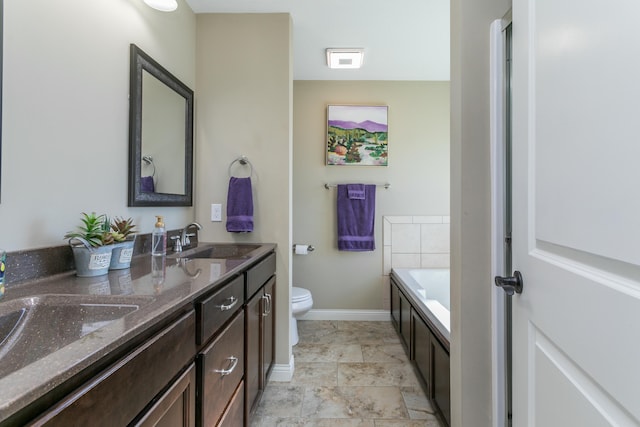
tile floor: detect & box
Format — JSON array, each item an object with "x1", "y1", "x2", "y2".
[{"x1": 251, "y1": 320, "x2": 445, "y2": 427}]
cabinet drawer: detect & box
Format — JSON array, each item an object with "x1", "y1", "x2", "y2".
[
  {"x1": 246, "y1": 253, "x2": 275, "y2": 299},
  {"x1": 199, "y1": 311, "x2": 244, "y2": 427},
  {"x1": 196, "y1": 275, "x2": 243, "y2": 345}
]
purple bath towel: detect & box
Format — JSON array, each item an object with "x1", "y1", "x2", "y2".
[
  {"x1": 337, "y1": 184, "x2": 376, "y2": 251},
  {"x1": 226, "y1": 177, "x2": 254, "y2": 232},
  {"x1": 140, "y1": 176, "x2": 155, "y2": 193}
]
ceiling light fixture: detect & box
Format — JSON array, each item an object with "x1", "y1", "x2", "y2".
[
  {"x1": 143, "y1": 0, "x2": 178, "y2": 12},
  {"x1": 326, "y1": 48, "x2": 364, "y2": 69}
]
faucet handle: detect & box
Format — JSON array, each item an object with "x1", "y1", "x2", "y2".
[
  {"x1": 171, "y1": 235, "x2": 182, "y2": 252},
  {"x1": 183, "y1": 233, "x2": 197, "y2": 246}
]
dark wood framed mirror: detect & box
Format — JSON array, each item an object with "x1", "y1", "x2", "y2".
[{"x1": 128, "y1": 44, "x2": 194, "y2": 207}]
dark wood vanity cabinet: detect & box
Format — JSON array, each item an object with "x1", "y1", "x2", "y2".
[
  {"x1": 20, "y1": 249, "x2": 277, "y2": 427},
  {"x1": 245, "y1": 254, "x2": 276, "y2": 422}
]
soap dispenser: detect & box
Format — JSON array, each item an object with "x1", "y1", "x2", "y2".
[{"x1": 151, "y1": 216, "x2": 166, "y2": 256}]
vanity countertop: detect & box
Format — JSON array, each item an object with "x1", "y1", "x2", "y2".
[{"x1": 0, "y1": 242, "x2": 276, "y2": 424}]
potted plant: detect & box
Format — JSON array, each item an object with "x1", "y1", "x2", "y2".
[
  {"x1": 109, "y1": 217, "x2": 137, "y2": 270},
  {"x1": 64, "y1": 212, "x2": 114, "y2": 277}
]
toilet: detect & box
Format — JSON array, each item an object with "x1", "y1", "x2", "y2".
[{"x1": 291, "y1": 286, "x2": 313, "y2": 346}]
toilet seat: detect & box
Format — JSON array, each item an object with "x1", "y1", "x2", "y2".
[{"x1": 292, "y1": 286, "x2": 311, "y2": 303}]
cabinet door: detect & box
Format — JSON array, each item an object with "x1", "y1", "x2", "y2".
[
  {"x1": 432, "y1": 338, "x2": 451, "y2": 427},
  {"x1": 399, "y1": 291, "x2": 411, "y2": 353},
  {"x1": 411, "y1": 311, "x2": 431, "y2": 397},
  {"x1": 245, "y1": 289, "x2": 261, "y2": 419},
  {"x1": 134, "y1": 363, "x2": 196, "y2": 427},
  {"x1": 390, "y1": 280, "x2": 400, "y2": 330},
  {"x1": 261, "y1": 277, "x2": 275, "y2": 387}
]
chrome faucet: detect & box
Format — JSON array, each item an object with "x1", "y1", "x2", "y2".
[{"x1": 181, "y1": 222, "x2": 202, "y2": 249}]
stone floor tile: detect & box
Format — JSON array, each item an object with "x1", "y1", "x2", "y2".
[
  {"x1": 362, "y1": 344, "x2": 410, "y2": 363},
  {"x1": 338, "y1": 363, "x2": 421, "y2": 387},
  {"x1": 400, "y1": 387, "x2": 436, "y2": 419},
  {"x1": 301, "y1": 386, "x2": 408, "y2": 419},
  {"x1": 253, "y1": 417, "x2": 376, "y2": 427},
  {"x1": 291, "y1": 362, "x2": 339, "y2": 386},
  {"x1": 294, "y1": 343, "x2": 364, "y2": 363},
  {"x1": 374, "y1": 420, "x2": 442, "y2": 427},
  {"x1": 254, "y1": 384, "x2": 306, "y2": 418}
]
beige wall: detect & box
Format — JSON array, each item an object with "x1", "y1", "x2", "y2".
[
  {"x1": 451, "y1": 0, "x2": 510, "y2": 426},
  {"x1": 195, "y1": 14, "x2": 293, "y2": 366},
  {"x1": 293, "y1": 81, "x2": 449, "y2": 310},
  {"x1": 1, "y1": 0, "x2": 196, "y2": 251}
]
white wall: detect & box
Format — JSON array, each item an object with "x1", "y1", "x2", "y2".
[
  {"x1": 1, "y1": 0, "x2": 196, "y2": 251},
  {"x1": 450, "y1": 0, "x2": 511, "y2": 426},
  {"x1": 293, "y1": 81, "x2": 449, "y2": 310},
  {"x1": 194, "y1": 14, "x2": 293, "y2": 367}
]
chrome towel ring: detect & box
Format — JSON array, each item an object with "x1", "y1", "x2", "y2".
[{"x1": 228, "y1": 155, "x2": 253, "y2": 178}]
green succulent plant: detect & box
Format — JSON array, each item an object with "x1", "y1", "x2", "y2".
[
  {"x1": 110, "y1": 217, "x2": 136, "y2": 242},
  {"x1": 64, "y1": 212, "x2": 110, "y2": 247}
]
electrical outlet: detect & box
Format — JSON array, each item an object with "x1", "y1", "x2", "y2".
[{"x1": 211, "y1": 204, "x2": 222, "y2": 222}]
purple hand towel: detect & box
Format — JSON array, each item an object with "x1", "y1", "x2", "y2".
[
  {"x1": 140, "y1": 176, "x2": 155, "y2": 193},
  {"x1": 337, "y1": 184, "x2": 376, "y2": 251},
  {"x1": 226, "y1": 177, "x2": 254, "y2": 232}
]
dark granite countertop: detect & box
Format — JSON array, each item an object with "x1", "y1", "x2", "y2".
[{"x1": 0, "y1": 242, "x2": 276, "y2": 424}]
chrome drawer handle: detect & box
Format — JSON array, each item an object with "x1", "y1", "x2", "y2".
[
  {"x1": 218, "y1": 296, "x2": 238, "y2": 311},
  {"x1": 213, "y1": 356, "x2": 238, "y2": 376}
]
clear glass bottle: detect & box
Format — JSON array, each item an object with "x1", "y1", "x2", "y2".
[{"x1": 151, "y1": 216, "x2": 166, "y2": 256}]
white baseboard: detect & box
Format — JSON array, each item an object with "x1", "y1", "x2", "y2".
[
  {"x1": 268, "y1": 353, "x2": 295, "y2": 382},
  {"x1": 300, "y1": 309, "x2": 391, "y2": 321}
]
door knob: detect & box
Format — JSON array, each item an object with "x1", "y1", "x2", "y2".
[{"x1": 494, "y1": 271, "x2": 524, "y2": 296}]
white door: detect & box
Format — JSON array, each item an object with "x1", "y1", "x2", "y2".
[{"x1": 509, "y1": 1, "x2": 640, "y2": 425}]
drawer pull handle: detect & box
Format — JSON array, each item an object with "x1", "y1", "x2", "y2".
[
  {"x1": 218, "y1": 296, "x2": 238, "y2": 311},
  {"x1": 213, "y1": 356, "x2": 239, "y2": 376}
]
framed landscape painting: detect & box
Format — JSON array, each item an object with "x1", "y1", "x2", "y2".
[{"x1": 326, "y1": 105, "x2": 388, "y2": 166}]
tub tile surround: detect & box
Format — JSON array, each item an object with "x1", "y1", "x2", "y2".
[
  {"x1": 251, "y1": 320, "x2": 444, "y2": 427},
  {"x1": 381, "y1": 216, "x2": 450, "y2": 309}
]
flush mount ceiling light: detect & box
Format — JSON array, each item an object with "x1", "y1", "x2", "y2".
[
  {"x1": 143, "y1": 0, "x2": 178, "y2": 12},
  {"x1": 326, "y1": 48, "x2": 365, "y2": 69}
]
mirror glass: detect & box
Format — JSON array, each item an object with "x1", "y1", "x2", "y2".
[{"x1": 128, "y1": 44, "x2": 193, "y2": 206}]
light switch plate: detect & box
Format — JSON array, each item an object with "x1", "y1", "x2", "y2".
[{"x1": 211, "y1": 204, "x2": 222, "y2": 222}]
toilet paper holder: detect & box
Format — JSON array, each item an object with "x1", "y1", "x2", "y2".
[{"x1": 292, "y1": 244, "x2": 315, "y2": 253}]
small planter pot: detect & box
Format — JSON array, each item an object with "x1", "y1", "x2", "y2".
[
  {"x1": 69, "y1": 238, "x2": 113, "y2": 277},
  {"x1": 110, "y1": 237, "x2": 136, "y2": 270}
]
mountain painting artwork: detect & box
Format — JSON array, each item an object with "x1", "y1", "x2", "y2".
[{"x1": 327, "y1": 105, "x2": 388, "y2": 166}]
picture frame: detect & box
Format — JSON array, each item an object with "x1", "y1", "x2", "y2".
[{"x1": 326, "y1": 105, "x2": 388, "y2": 166}]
